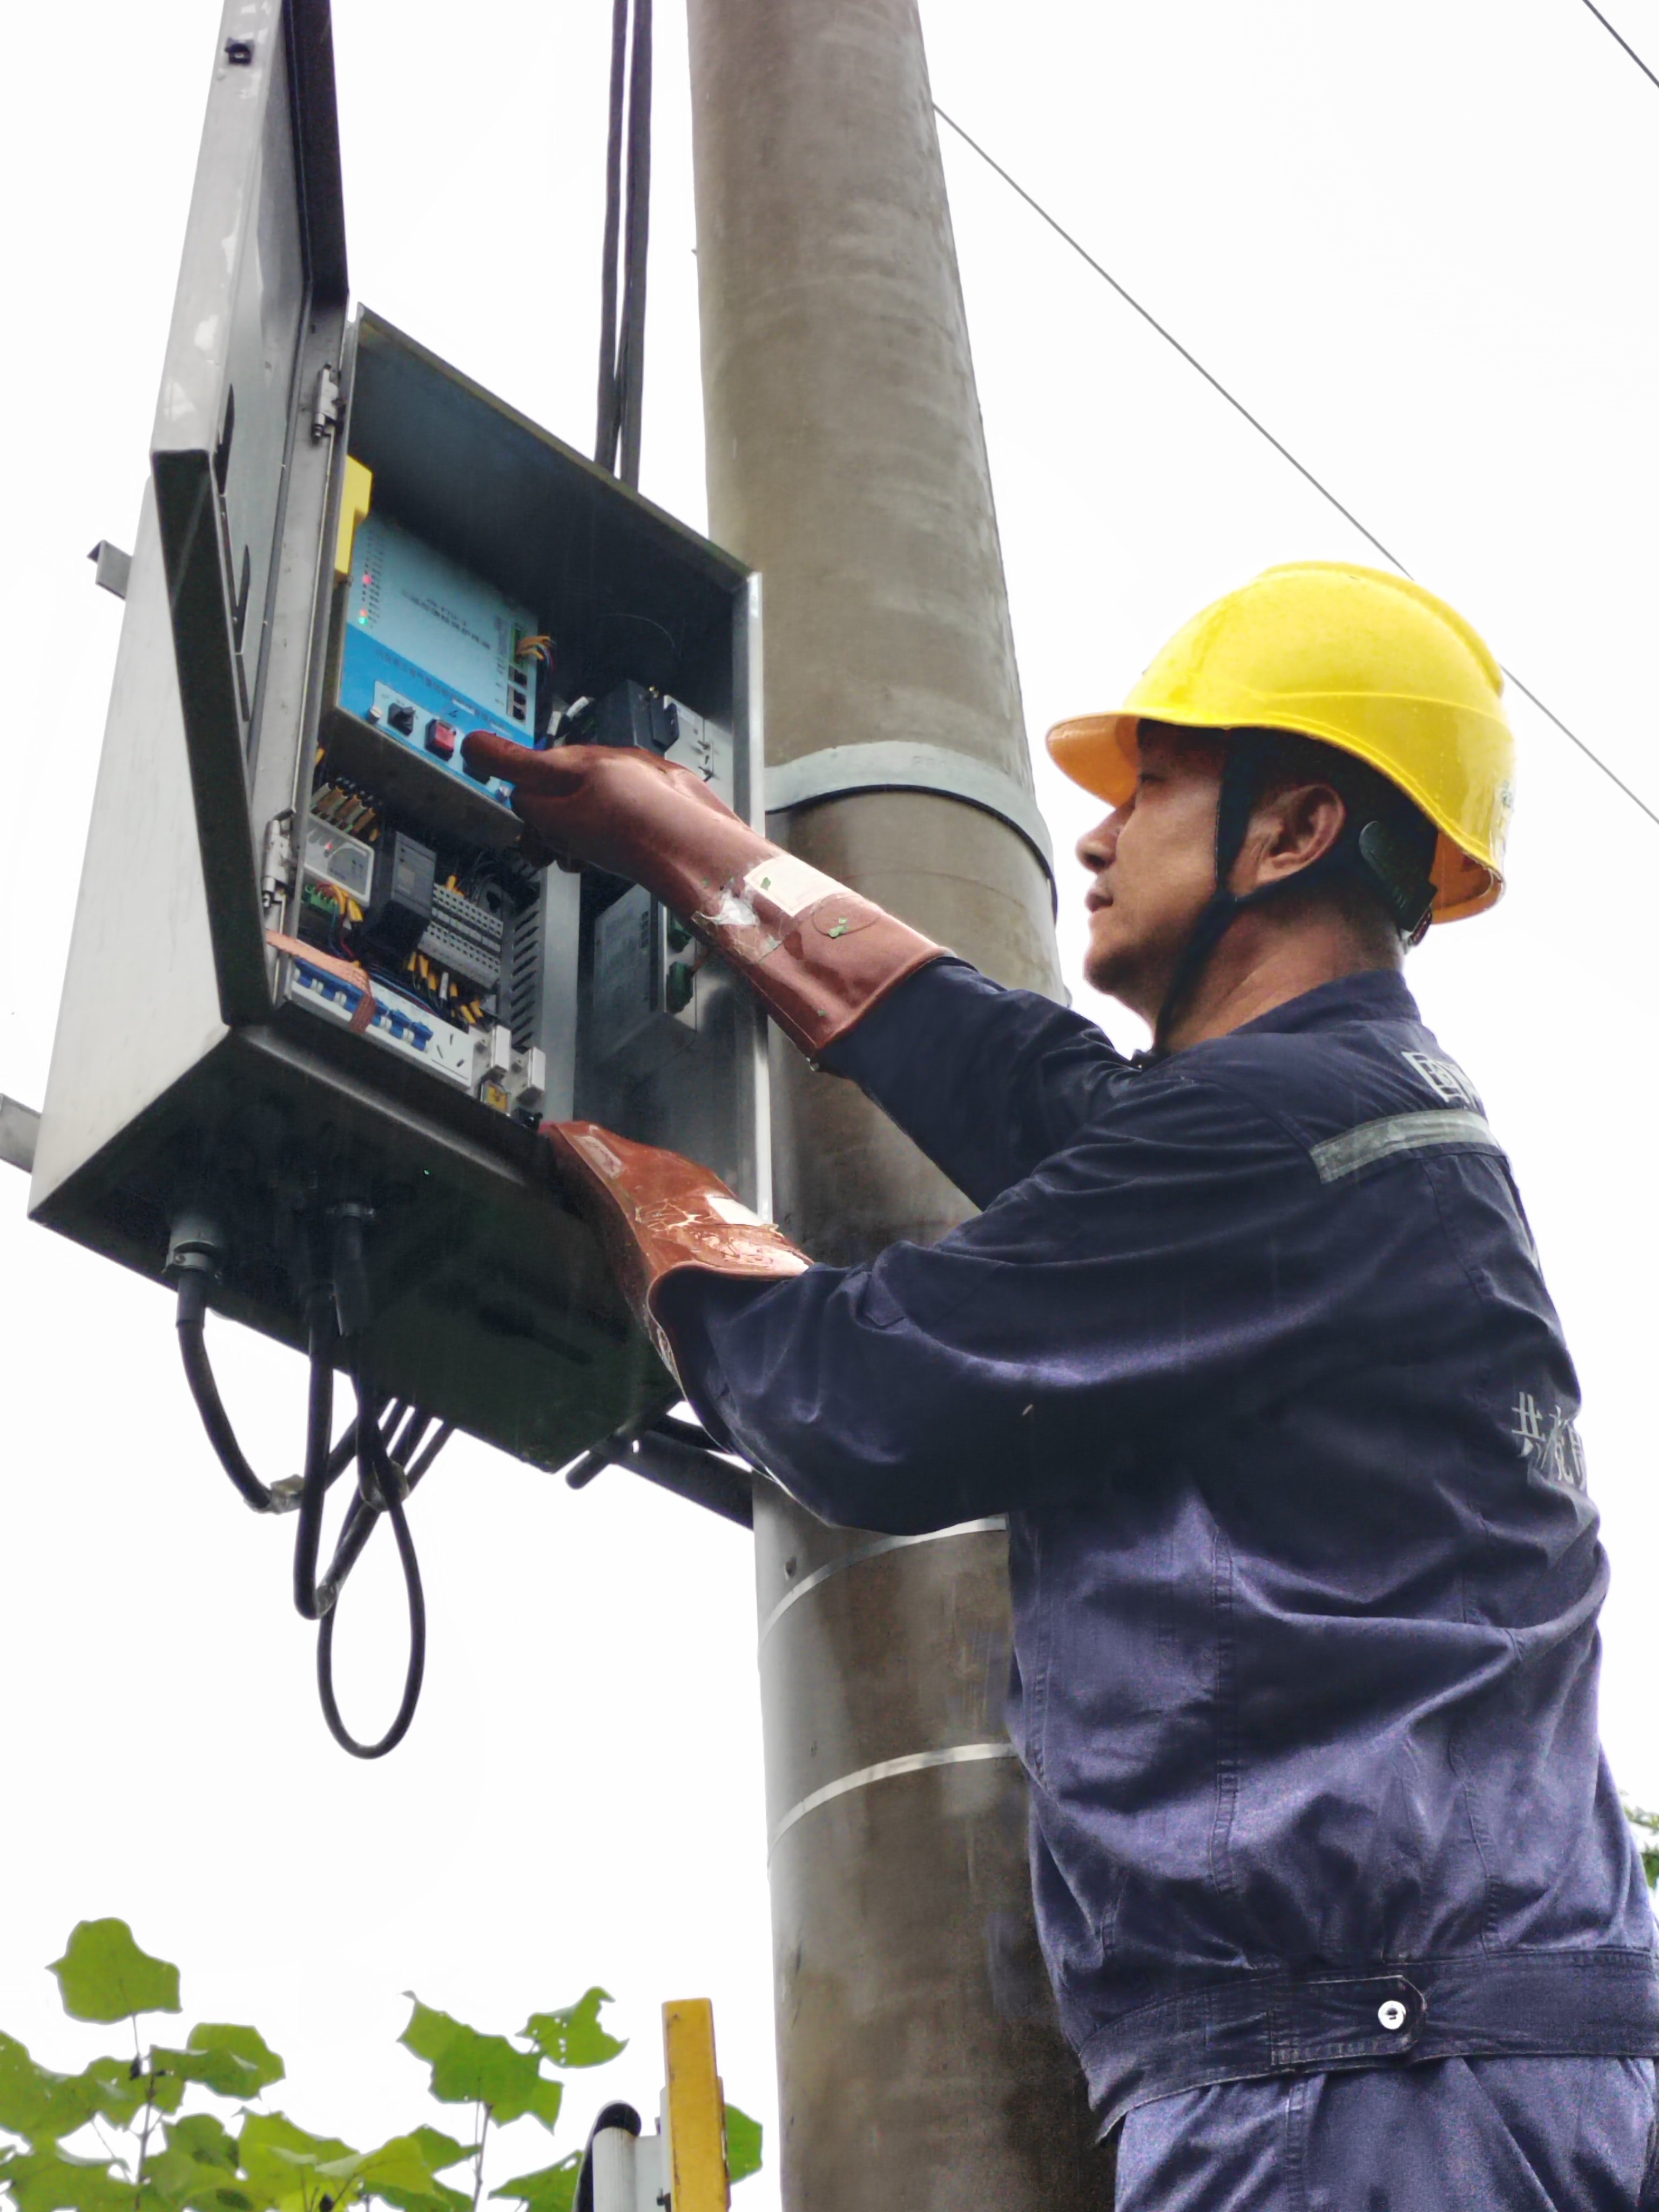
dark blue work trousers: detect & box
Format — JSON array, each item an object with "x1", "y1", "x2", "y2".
[{"x1": 1115, "y1": 2057, "x2": 1659, "y2": 2211}]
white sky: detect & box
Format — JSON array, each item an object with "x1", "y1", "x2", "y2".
[{"x1": 3, "y1": 4, "x2": 1658, "y2": 2206}]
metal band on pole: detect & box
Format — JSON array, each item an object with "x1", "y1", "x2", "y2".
[
  {"x1": 770, "y1": 1741, "x2": 1020, "y2": 1856},
  {"x1": 758, "y1": 1518, "x2": 1007, "y2": 1646},
  {"x1": 765, "y1": 740, "x2": 1056, "y2": 885}
]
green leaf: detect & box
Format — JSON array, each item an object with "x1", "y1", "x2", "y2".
[
  {"x1": 147, "y1": 2163, "x2": 266, "y2": 2212},
  {"x1": 401, "y1": 2133, "x2": 472, "y2": 2177},
  {"x1": 487, "y1": 2157, "x2": 582, "y2": 2212},
  {"x1": 319, "y1": 2138, "x2": 441, "y2": 2196},
  {"x1": 0, "y1": 2147, "x2": 143, "y2": 2212},
  {"x1": 187, "y1": 2028, "x2": 284, "y2": 2097},
  {"x1": 520, "y1": 1994, "x2": 625, "y2": 2073},
  {"x1": 150, "y1": 2034, "x2": 279, "y2": 2104},
  {"x1": 517, "y1": 2076, "x2": 563, "y2": 2135},
  {"x1": 75, "y1": 2057, "x2": 148, "y2": 2130},
  {"x1": 397, "y1": 2005, "x2": 562, "y2": 2129},
  {"x1": 0, "y1": 2040, "x2": 149, "y2": 2146},
  {"x1": 313, "y1": 2131, "x2": 468, "y2": 2212},
  {"x1": 151, "y1": 2050, "x2": 249, "y2": 2103},
  {"x1": 372, "y1": 2183, "x2": 470, "y2": 2212},
  {"x1": 50, "y1": 1923, "x2": 180, "y2": 2025},
  {"x1": 139, "y1": 2061, "x2": 187, "y2": 2117},
  {"x1": 163, "y1": 2117, "x2": 240, "y2": 2173},
  {"x1": 367, "y1": 2128, "x2": 471, "y2": 2212},
  {"x1": 238, "y1": 2113, "x2": 356, "y2": 2173},
  {"x1": 144, "y1": 2142, "x2": 266, "y2": 2212},
  {"x1": 236, "y1": 2121, "x2": 462, "y2": 2212},
  {"x1": 0, "y1": 2034, "x2": 100, "y2": 2147},
  {"x1": 723, "y1": 2104, "x2": 763, "y2": 2186},
  {"x1": 237, "y1": 2114, "x2": 356, "y2": 2212}
]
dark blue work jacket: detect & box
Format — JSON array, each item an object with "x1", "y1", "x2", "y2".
[{"x1": 660, "y1": 960, "x2": 1659, "y2": 2128}]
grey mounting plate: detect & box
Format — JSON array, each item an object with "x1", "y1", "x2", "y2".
[
  {"x1": 0, "y1": 1097, "x2": 39, "y2": 1176},
  {"x1": 89, "y1": 542, "x2": 132, "y2": 600}
]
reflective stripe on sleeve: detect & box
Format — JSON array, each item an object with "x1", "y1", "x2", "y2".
[{"x1": 1311, "y1": 1108, "x2": 1502, "y2": 1184}]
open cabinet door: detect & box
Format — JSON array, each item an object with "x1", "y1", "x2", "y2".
[{"x1": 151, "y1": 0, "x2": 348, "y2": 1024}]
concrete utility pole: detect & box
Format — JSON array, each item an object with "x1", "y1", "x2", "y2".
[{"x1": 687, "y1": 4, "x2": 1109, "y2": 2203}]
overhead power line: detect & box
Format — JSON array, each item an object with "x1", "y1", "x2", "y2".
[
  {"x1": 932, "y1": 102, "x2": 1659, "y2": 837},
  {"x1": 1499, "y1": 669, "x2": 1659, "y2": 828},
  {"x1": 932, "y1": 106, "x2": 1411, "y2": 577},
  {"x1": 1577, "y1": 0, "x2": 1659, "y2": 92}
]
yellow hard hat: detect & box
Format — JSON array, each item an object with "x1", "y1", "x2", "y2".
[{"x1": 1046, "y1": 562, "x2": 1515, "y2": 921}]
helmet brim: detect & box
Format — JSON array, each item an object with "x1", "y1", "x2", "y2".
[{"x1": 1046, "y1": 712, "x2": 1139, "y2": 807}]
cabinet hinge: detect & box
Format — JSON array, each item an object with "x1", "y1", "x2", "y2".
[
  {"x1": 261, "y1": 810, "x2": 297, "y2": 914},
  {"x1": 311, "y1": 365, "x2": 340, "y2": 443}
]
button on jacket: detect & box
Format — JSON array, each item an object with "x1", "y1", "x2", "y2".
[{"x1": 658, "y1": 959, "x2": 1659, "y2": 2129}]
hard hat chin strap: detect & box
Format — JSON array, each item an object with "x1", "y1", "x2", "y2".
[{"x1": 1152, "y1": 732, "x2": 1436, "y2": 1051}]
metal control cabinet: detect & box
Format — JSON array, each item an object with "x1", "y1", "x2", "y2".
[{"x1": 30, "y1": 0, "x2": 766, "y2": 1472}]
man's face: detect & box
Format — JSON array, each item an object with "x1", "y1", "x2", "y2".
[{"x1": 1077, "y1": 724, "x2": 1226, "y2": 1019}]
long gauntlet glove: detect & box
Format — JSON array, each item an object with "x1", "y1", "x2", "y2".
[
  {"x1": 544, "y1": 1121, "x2": 809, "y2": 1378},
  {"x1": 463, "y1": 732, "x2": 942, "y2": 1058}
]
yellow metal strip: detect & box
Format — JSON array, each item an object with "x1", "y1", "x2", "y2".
[
  {"x1": 663, "y1": 1998, "x2": 729, "y2": 2212},
  {"x1": 334, "y1": 455, "x2": 373, "y2": 579}
]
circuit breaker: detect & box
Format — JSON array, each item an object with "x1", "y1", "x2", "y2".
[{"x1": 28, "y1": 0, "x2": 765, "y2": 1476}]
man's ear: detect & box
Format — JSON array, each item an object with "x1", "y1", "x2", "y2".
[{"x1": 1251, "y1": 782, "x2": 1348, "y2": 886}]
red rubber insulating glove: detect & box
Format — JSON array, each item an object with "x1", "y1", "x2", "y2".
[
  {"x1": 463, "y1": 732, "x2": 944, "y2": 1058},
  {"x1": 544, "y1": 1121, "x2": 810, "y2": 1378}
]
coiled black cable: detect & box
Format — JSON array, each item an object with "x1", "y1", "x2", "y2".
[
  {"x1": 292, "y1": 1301, "x2": 339, "y2": 1619},
  {"x1": 174, "y1": 1270, "x2": 275, "y2": 1514},
  {"x1": 313, "y1": 1363, "x2": 432, "y2": 1759},
  {"x1": 407, "y1": 1422, "x2": 455, "y2": 1485},
  {"x1": 170, "y1": 1222, "x2": 450, "y2": 1757},
  {"x1": 594, "y1": 0, "x2": 652, "y2": 485},
  {"x1": 174, "y1": 1257, "x2": 346, "y2": 1526}
]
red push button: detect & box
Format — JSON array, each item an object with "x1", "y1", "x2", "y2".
[{"x1": 424, "y1": 717, "x2": 457, "y2": 760}]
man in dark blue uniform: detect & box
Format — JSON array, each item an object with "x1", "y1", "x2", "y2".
[{"x1": 468, "y1": 563, "x2": 1659, "y2": 2206}]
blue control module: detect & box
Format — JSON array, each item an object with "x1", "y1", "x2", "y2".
[{"x1": 339, "y1": 512, "x2": 539, "y2": 805}]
